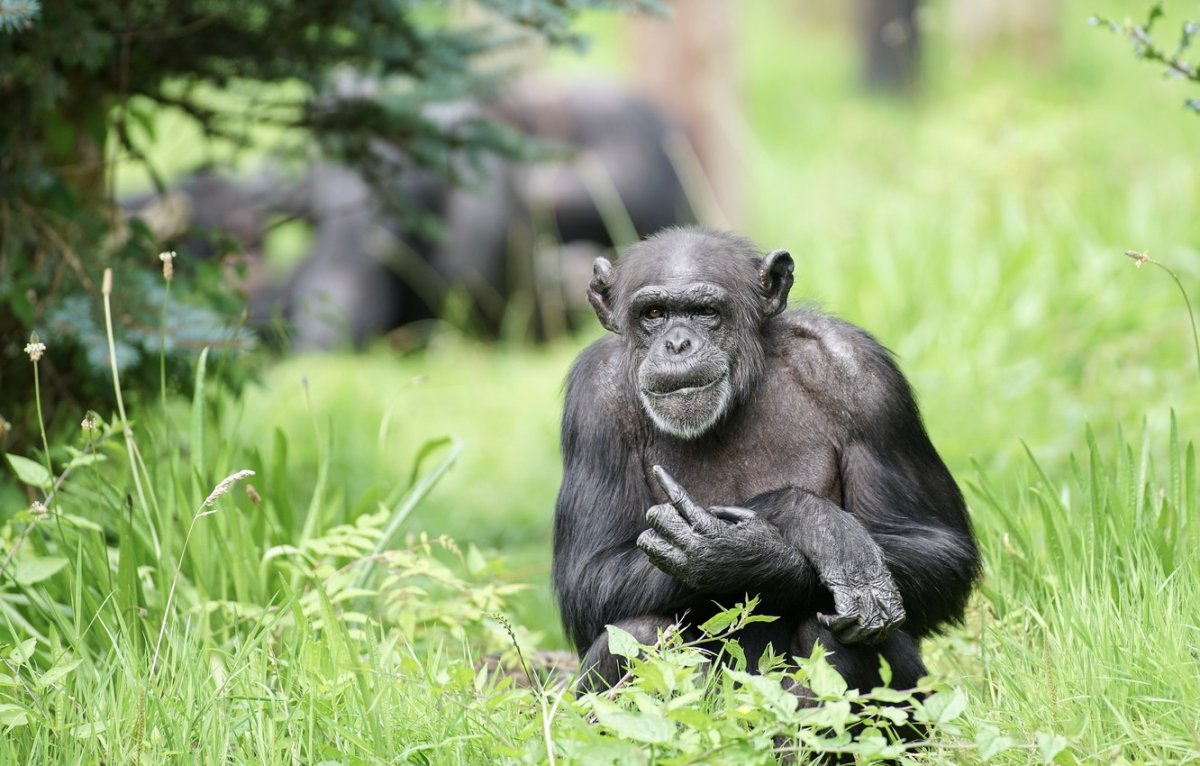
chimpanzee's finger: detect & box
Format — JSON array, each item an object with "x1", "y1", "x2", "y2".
[
  {"x1": 820, "y1": 612, "x2": 877, "y2": 645},
  {"x1": 880, "y1": 597, "x2": 907, "y2": 630},
  {"x1": 637, "y1": 529, "x2": 687, "y2": 571},
  {"x1": 710, "y1": 506, "x2": 757, "y2": 524},
  {"x1": 651, "y1": 465, "x2": 716, "y2": 532},
  {"x1": 646, "y1": 504, "x2": 696, "y2": 548}
]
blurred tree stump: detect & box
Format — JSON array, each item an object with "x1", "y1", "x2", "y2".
[
  {"x1": 626, "y1": 0, "x2": 742, "y2": 228},
  {"x1": 859, "y1": 0, "x2": 920, "y2": 94}
]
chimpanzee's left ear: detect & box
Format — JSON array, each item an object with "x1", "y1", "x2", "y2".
[{"x1": 759, "y1": 249, "x2": 794, "y2": 318}]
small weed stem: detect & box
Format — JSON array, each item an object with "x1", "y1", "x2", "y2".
[
  {"x1": 160, "y1": 277, "x2": 172, "y2": 416},
  {"x1": 102, "y1": 268, "x2": 156, "y2": 552},
  {"x1": 150, "y1": 469, "x2": 253, "y2": 679},
  {"x1": 1126, "y1": 251, "x2": 1200, "y2": 383},
  {"x1": 31, "y1": 354, "x2": 52, "y2": 480}
]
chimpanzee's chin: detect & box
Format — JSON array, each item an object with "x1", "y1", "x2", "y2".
[{"x1": 639, "y1": 377, "x2": 731, "y2": 439}]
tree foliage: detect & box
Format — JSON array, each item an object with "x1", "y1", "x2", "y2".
[
  {"x1": 1093, "y1": 2, "x2": 1200, "y2": 114},
  {"x1": 0, "y1": 0, "x2": 655, "y2": 447}
]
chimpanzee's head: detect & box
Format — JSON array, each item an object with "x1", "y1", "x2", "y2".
[{"x1": 587, "y1": 227, "x2": 794, "y2": 439}]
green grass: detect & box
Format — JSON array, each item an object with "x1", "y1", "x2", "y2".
[{"x1": 4, "y1": 0, "x2": 1200, "y2": 762}]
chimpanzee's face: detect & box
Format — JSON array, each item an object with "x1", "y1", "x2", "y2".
[
  {"x1": 627, "y1": 274, "x2": 739, "y2": 438},
  {"x1": 587, "y1": 228, "x2": 792, "y2": 440},
  {"x1": 617, "y1": 238, "x2": 768, "y2": 439}
]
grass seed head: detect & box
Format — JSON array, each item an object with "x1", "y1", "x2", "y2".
[
  {"x1": 204, "y1": 469, "x2": 256, "y2": 507},
  {"x1": 159, "y1": 250, "x2": 176, "y2": 281},
  {"x1": 1125, "y1": 250, "x2": 1151, "y2": 268},
  {"x1": 24, "y1": 333, "x2": 46, "y2": 362}
]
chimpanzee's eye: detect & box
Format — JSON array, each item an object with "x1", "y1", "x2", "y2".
[
  {"x1": 643, "y1": 306, "x2": 665, "y2": 320},
  {"x1": 697, "y1": 306, "x2": 718, "y2": 317}
]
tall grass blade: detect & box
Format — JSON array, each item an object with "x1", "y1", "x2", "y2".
[
  {"x1": 190, "y1": 348, "x2": 209, "y2": 500},
  {"x1": 354, "y1": 436, "x2": 462, "y2": 589}
]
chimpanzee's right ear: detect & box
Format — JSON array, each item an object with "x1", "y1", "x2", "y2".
[{"x1": 587, "y1": 257, "x2": 621, "y2": 333}]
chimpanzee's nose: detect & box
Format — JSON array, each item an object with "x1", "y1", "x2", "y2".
[{"x1": 664, "y1": 328, "x2": 694, "y2": 356}]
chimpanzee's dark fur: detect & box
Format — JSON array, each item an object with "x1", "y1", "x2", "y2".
[{"x1": 552, "y1": 227, "x2": 979, "y2": 694}]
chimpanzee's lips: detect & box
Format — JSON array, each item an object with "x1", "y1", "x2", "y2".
[{"x1": 641, "y1": 375, "x2": 726, "y2": 398}]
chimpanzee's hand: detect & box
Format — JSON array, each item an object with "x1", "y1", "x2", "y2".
[
  {"x1": 809, "y1": 524, "x2": 906, "y2": 646},
  {"x1": 636, "y1": 466, "x2": 797, "y2": 593}
]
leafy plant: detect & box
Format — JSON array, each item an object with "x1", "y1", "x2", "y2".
[
  {"x1": 537, "y1": 598, "x2": 1072, "y2": 765},
  {"x1": 1092, "y1": 2, "x2": 1200, "y2": 113},
  {"x1": 0, "y1": 267, "x2": 543, "y2": 761},
  {"x1": 0, "y1": 0, "x2": 659, "y2": 449}
]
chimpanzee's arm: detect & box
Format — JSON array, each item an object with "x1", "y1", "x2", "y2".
[
  {"x1": 841, "y1": 434, "x2": 979, "y2": 638},
  {"x1": 766, "y1": 312, "x2": 979, "y2": 639},
  {"x1": 737, "y1": 487, "x2": 906, "y2": 644},
  {"x1": 826, "y1": 326, "x2": 980, "y2": 638},
  {"x1": 638, "y1": 472, "x2": 906, "y2": 645},
  {"x1": 552, "y1": 342, "x2": 694, "y2": 653}
]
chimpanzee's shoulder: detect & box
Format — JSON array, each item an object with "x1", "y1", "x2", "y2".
[
  {"x1": 769, "y1": 307, "x2": 892, "y2": 370},
  {"x1": 766, "y1": 307, "x2": 911, "y2": 411},
  {"x1": 568, "y1": 336, "x2": 622, "y2": 380},
  {"x1": 564, "y1": 336, "x2": 627, "y2": 410}
]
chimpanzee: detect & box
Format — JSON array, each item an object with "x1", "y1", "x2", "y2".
[
  {"x1": 552, "y1": 226, "x2": 979, "y2": 694},
  {"x1": 493, "y1": 81, "x2": 693, "y2": 248}
]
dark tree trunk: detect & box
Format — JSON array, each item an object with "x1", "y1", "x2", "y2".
[
  {"x1": 859, "y1": 0, "x2": 920, "y2": 93},
  {"x1": 627, "y1": 0, "x2": 742, "y2": 227}
]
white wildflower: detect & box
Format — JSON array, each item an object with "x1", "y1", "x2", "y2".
[
  {"x1": 159, "y1": 250, "x2": 176, "y2": 281},
  {"x1": 24, "y1": 337, "x2": 46, "y2": 362}
]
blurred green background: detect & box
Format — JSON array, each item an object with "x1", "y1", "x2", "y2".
[
  {"x1": 217, "y1": 0, "x2": 1200, "y2": 641},
  {"x1": 4, "y1": 0, "x2": 1200, "y2": 761}
]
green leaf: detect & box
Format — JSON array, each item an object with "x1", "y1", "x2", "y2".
[
  {"x1": 667, "y1": 706, "x2": 712, "y2": 731},
  {"x1": 116, "y1": 506, "x2": 144, "y2": 653},
  {"x1": 9, "y1": 638, "x2": 36, "y2": 665},
  {"x1": 922, "y1": 687, "x2": 968, "y2": 725},
  {"x1": 38, "y1": 659, "x2": 81, "y2": 689},
  {"x1": 722, "y1": 639, "x2": 746, "y2": 671},
  {"x1": 634, "y1": 657, "x2": 672, "y2": 695},
  {"x1": 0, "y1": 704, "x2": 29, "y2": 728},
  {"x1": 70, "y1": 721, "x2": 106, "y2": 739},
  {"x1": 975, "y1": 724, "x2": 1014, "y2": 760},
  {"x1": 6, "y1": 454, "x2": 51, "y2": 489},
  {"x1": 805, "y1": 654, "x2": 848, "y2": 698},
  {"x1": 12, "y1": 555, "x2": 68, "y2": 586},
  {"x1": 465, "y1": 544, "x2": 487, "y2": 576},
  {"x1": 1036, "y1": 732, "x2": 1069, "y2": 764},
  {"x1": 699, "y1": 605, "x2": 740, "y2": 635},
  {"x1": 592, "y1": 706, "x2": 674, "y2": 745},
  {"x1": 65, "y1": 452, "x2": 105, "y2": 469},
  {"x1": 605, "y1": 625, "x2": 641, "y2": 660},
  {"x1": 568, "y1": 739, "x2": 644, "y2": 766},
  {"x1": 798, "y1": 699, "x2": 853, "y2": 732}
]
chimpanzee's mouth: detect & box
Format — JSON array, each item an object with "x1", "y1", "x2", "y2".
[
  {"x1": 637, "y1": 373, "x2": 733, "y2": 439},
  {"x1": 641, "y1": 375, "x2": 726, "y2": 398}
]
